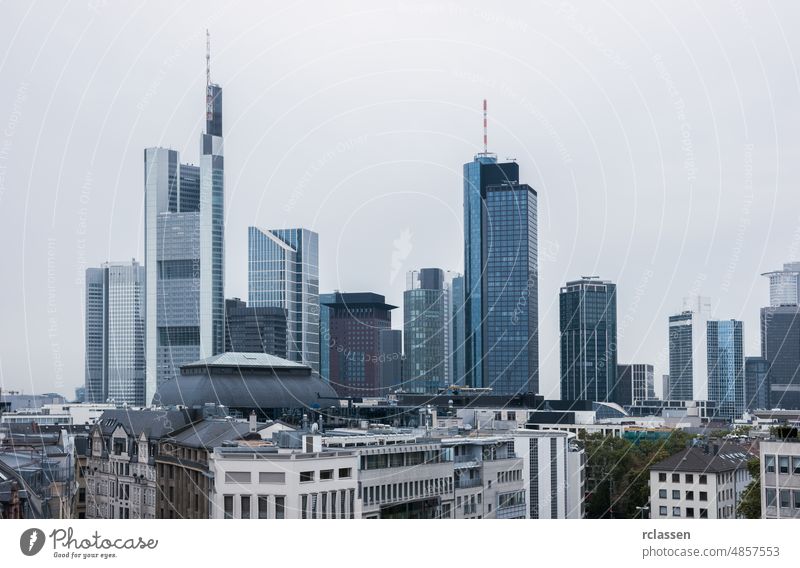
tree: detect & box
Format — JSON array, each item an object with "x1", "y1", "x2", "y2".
[{"x1": 737, "y1": 458, "x2": 761, "y2": 519}]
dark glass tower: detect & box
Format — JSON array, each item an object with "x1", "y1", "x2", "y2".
[
  {"x1": 403, "y1": 268, "x2": 447, "y2": 393},
  {"x1": 761, "y1": 305, "x2": 800, "y2": 409},
  {"x1": 745, "y1": 356, "x2": 770, "y2": 411},
  {"x1": 559, "y1": 278, "x2": 617, "y2": 402},
  {"x1": 224, "y1": 298, "x2": 288, "y2": 358},
  {"x1": 463, "y1": 154, "x2": 538, "y2": 393}
]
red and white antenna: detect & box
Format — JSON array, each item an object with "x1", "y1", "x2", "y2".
[{"x1": 483, "y1": 98, "x2": 488, "y2": 154}]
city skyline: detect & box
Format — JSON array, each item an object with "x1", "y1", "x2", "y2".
[{"x1": 2, "y1": 3, "x2": 799, "y2": 401}]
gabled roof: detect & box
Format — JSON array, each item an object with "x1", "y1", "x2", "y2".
[
  {"x1": 94, "y1": 409, "x2": 193, "y2": 440},
  {"x1": 651, "y1": 444, "x2": 753, "y2": 474}
]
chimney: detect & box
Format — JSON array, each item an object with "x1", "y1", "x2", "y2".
[{"x1": 249, "y1": 410, "x2": 257, "y2": 434}]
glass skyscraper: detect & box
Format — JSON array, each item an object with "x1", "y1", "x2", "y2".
[
  {"x1": 761, "y1": 305, "x2": 800, "y2": 409},
  {"x1": 319, "y1": 292, "x2": 335, "y2": 382},
  {"x1": 84, "y1": 261, "x2": 145, "y2": 405},
  {"x1": 615, "y1": 364, "x2": 655, "y2": 406},
  {"x1": 463, "y1": 154, "x2": 538, "y2": 393},
  {"x1": 667, "y1": 297, "x2": 711, "y2": 401},
  {"x1": 707, "y1": 319, "x2": 745, "y2": 421},
  {"x1": 745, "y1": 356, "x2": 770, "y2": 411},
  {"x1": 403, "y1": 268, "x2": 447, "y2": 393},
  {"x1": 559, "y1": 278, "x2": 617, "y2": 402},
  {"x1": 448, "y1": 273, "x2": 466, "y2": 386},
  {"x1": 762, "y1": 262, "x2": 800, "y2": 307},
  {"x1": 248, "y1": 227, "x2": 320, "y2": 371},
  {"x1": 144, "y1": 75, "x2": 225, "y2": 404}
]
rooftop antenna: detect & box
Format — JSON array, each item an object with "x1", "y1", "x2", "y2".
[
  {"x1": 483, "y1": 99, "x2": 488, "y2": 154},
  {"x1": 206, "y1": 29, "x2": 212, "y2": 123}
]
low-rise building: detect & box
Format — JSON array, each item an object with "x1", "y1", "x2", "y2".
[
  {"x1": 760, "y1": 439, "x2": 800, "y2": 519},
  {"x1": 649, "y1": 444, "x2": 752, "y2": 519}
]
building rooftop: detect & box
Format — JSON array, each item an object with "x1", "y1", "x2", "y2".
[
  {"x1": 180, "y1": 352, "x2": 308, "y2": 371},
  {"x1": 650, "y1": 444, "x2": 753, "y2": 474},
  {"x1": 162, "y1": 419, "x2": 253, "y2": 450}
]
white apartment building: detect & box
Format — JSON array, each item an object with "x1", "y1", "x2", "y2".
[
  {"x1": 760, "y1": 439, "x2": 800, "y2": 519},
  {"x1": 649, "y1": 444, "x2": 752, "y2": 519}
]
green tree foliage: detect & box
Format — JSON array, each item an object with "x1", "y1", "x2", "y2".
[
  {"x1": 581, "y1": 431, "x2": 694, "y2": 518},
  {"x1": 737, "y1": 457, "x2": 761, "y2": 519}
]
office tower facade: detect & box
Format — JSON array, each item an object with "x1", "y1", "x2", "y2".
[
  {"x1": 706, "y1": 319, "x2": 745, "y2": 421},
  {"x1": 448, "y1": 274, "x2": 466, "y2": 386},
  {"x1": 404, "y1": 268, "x2": 447, "y2": 393},
  {"x1": 667, "y1": 298, "x2": 711, "y2": 401},
  {"x1": 745, "y1": 356, "x2": 770, "y2": 411},
  {"x1": 559, "y1": 278, "x2": 617, "y2": 402},
  {"x1": 144, "y1": 74, "x2": 224, "y2": 404},
  {"x1": 379, "y1": 329, "x2": 403, "y2": 392},
  {"x1": 762, "y1": 262, "x2": 800, "y2": 307},
  {"x1": 84, "y1": 261, "x2": 146, "y2": 405},
  {"x1": 661, "y1": 374, "x2": 670, "y2": 400},
  {"x1": 463, "y1": 154, "x2": 520, "y2": 390},
  {"x1": 224, "y1": 298, "x2": 288, "y2": 358},
  {"x1": 319, "y1": 292, "x2": 335, "y2": 382},
  {"x1": 615, "y1": 364, "x2": 655, "y2": 406},
  {"x1": 248, "y1": 227, "x2": 320, "y2": 372},
  {"x1": 760, "y1": 305, "x2": 800, "y2": 409},
  {"x1": 323, "y1": 293, "x2": 396, "y2": 397}
]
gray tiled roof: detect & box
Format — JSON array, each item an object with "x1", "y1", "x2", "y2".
[
  {"x1": 651, "y1": 444, "x2": 753, "y2": 474},
  {"x1": 163, "y1": 419, "x2": 251, "y2": 449},
  {"x1": 95, "y1": 409, "x2": 193, "y2": 439}
]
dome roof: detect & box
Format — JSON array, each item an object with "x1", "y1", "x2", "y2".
[{"x1": 154, "y1": 353, "x2": 338, "y2": 412}]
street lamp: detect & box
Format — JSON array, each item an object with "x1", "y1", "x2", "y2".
[{"x1": 636, "y1": 505, "x2": 650, "y2": 519}]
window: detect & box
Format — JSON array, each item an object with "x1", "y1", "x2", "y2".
[
  {"x1": 672, "y1": 507, "x2": 680, "y2": 517},
  {"x1": 780, "y1": 490, "x2": 791, "y2": 508},
  {"x1": 241, "y1": 495, "x2": 251, "y2": 519},
  {"x1": 659, "y1": 489, "x2": 667, "y2": 499},
  {"x1": 223, "y1": 495, "x2": 233, "y2": 519},
  {"x1": 672, "y1": 473, "x2": 680, "y2": 483},
  {"x1": 225, "y1": 472, "x2": 251, "y2": 484},
  {"x1": 338, "y1": 468, "x2": 352, "y2": 479},
  {"x1": 699, "y1": 475, "x2": 707, "y2": 484},
  {"x1": 659, "y1": 473, "x2": 667, "y2": 482},
  {"x1": 685, "y1": 474, "x2": 693, "y2": 483},
  {"x1": 320, "y1": 470, "x2": 334, "y2": 481},
  {"x1": 700, "y1": 508, "x2": 708, "y2": 518},
  {"x1": 793, "y1": 457, "x2": 800, "y2": 475},
  {"x1": 275, "y1": 496, "x2": 285, "y2": 519},
  {"x1": 258, "y1": 496, "x2": 269, "y2": 519},
  {"x1": 699, "y1": 491, "x2": 707, "y2": 501},
  {"x1": 259, "y1": 472, "x2": 285, "y2": 484},
  {"x1": 765, "y1": 456, "x2": 775, "y2": 473},
  {"x1": 301, "y1": 495, "x2": 308, "y2": 519},
  {"x1": 686, "y1": 491, "x2": 694, "y2": 500},
  {"x1": 300, "y1": 471, "x2": 315, "y2": 483},
  {"x1": 672, "y1": 490, "x2": 680, "y2": 500},
  {"x1": 686, "y1": 507, "x2": 694, "y2": 518},
  {"x1": 793, "y1": 491, "x2": 800, "y2": 509},
  {"x1": 659, "y1": 506, "x2": 667, "y2": 516},
  {"x1": 779, "y1": 456, "x2": 790, "y2": 474},
  {"x1": 507, "y1": 411, "x2": 516, "y2": 421},
  {"x1": 765, "y1": 489, "x2": 777, "y2": 507}
]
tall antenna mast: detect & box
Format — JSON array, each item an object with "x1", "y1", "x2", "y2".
[
  {"x1": 206, "y1": 29, "x2": 212, "y2": 123},
  {"x1": 483, "y1": 99, "x2": 488, "y2": 154}
]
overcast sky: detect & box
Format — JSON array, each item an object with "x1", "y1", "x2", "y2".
[{"x1": 1, "y1": 0, "x2": 799, "y2": 401}]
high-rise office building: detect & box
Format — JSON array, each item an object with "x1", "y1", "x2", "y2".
[
  {"x1": 248, "y1": 227, "x2": 320, "y2": 372},
  {"x1": 319, "y1": 292, "x2": 335, "y2": 382},
  {"x1": 85, "y1": 261, "x2": 145, "y2": 405},
  {"x1": 761, "y1": 305, "x2": 800, "y2": 409},
  {"x1": 144, "y1": 56, "x2": 224, "y2": 404},
  {"x1": 661, "y1": 374, "x2": 670, "y2": 400},
  {"x1": 745, "y1": 356, "x2": 770, "y2": 411},
  {"x1": 448, "y1": 274, "x2": 466, "y2": 386},
  {"x1": 706, "y1": 319, "x2": 745, "y2": 421},
  {"x1": 379, "y1": 329, "x2": 403, "y2": 393},
  {"x1": 615, "y1": 364, "x2": 655, "y2": 406},
  {"x1": 463, "y1": 152, "x2": 521, "y2": 390},
  {"x1": 322, "y1": 292, "x2": 396, "y2": 398},
  {"x1": 462, "y1": 144, "x2": 538, "y2": 395},
  {"x1": 667, "y1": 296, "x2": 712, "y2": 401},
  {"x1": 404, "y1": 268, "x2": 447, "y2": 393},
  {"x1": 224, "y1": 298, "x2": 288, "y2": 358},
  {"x1": 559, "y1": 278, "x2": 617, "y2": 402},
  {"x1": 762, "y1": 262, "x2": 800, "y2": 307}
]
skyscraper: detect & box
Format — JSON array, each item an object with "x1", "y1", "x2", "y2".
[
  {"x1": 379, "y1": 329, "x2": 403, "y2": 393},
  {"x1": 448, "y1": 274, "x2": 466, "y2": 386},
  {"x1": 559, "y1": 278, "x2": 617, "y2": 402},
  {"x1": 661, "y1": 374, "x2": 670, "y2": 400},
  {"x1": 85, "y1": 261, "x2": 145, "y2": 405},
  {"x1": 248, "y1": 227, "x2": 320, "y2": 372},
  {"x1": 224, "y1": 298, "x2": 288, "y2": 358},
  {"x1": 615, "y1": 364, "x2": 655, "y2": 406},
  {"x1": 319, "y1": 292, "x2": 335, "y2": 382},
  {"x1": 462, "y1": 142, "x2": 538, "y2": 394},
  {"x1": 322, "y1": 292, "x2": 396, "y2": 398},
  {"x1": 706, "y1": 319, "x2": 745, "y2": 421},
  {"x1": 463, "y1": 152, "x2": 520, "y2": 390},
  {"x1": 762, "y1": 262, "x2": 800, "y2": 307},
  {"x1": 761, "y1": 305, "x2": 800, "y2": 409},
  {"x1": 667, "y1": 296, "x2": 712, "y2": 401},
  {"x1": 745, "y1": 356, "x2": 770, "y2": 411},
  {"x1": 144, "y1": 51, "x2": 224, "y2": 404},
  {"x1": 403, "y1": 268, "x2": 447, "y2": 393}
]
